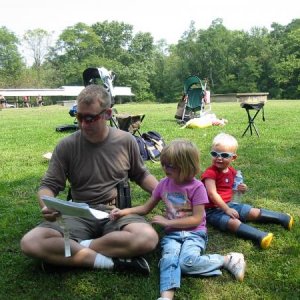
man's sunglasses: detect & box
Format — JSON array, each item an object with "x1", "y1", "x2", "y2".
[
  {"x1": 210, "y1": 151, "x2": 235, "y2": 159},
  {"x1": 76, "y1": 109, "x2": 107, "y2": 124}
]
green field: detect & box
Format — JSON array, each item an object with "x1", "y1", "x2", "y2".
[{"x1": 0, "y1": 101, "x2": 299, "y2": 300}]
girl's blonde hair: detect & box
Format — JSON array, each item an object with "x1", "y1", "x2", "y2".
[{"x1": 160, "y1": 139, "x2": 200, "y2": 182}]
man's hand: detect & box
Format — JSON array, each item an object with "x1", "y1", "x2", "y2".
[
  {"x1": 41, "y1": 206, "x2": 60, "y2": 222},
  {"x1": 225, "y1": 207, "x2": 240, "y2": 219}
]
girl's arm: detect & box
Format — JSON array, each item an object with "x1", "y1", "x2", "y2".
[
  {"x1": 151, "y1": 204, "x2": 204, "y2": 229},
  {"x1": 204, "y1": 178, "x2": 239, "y2": 219},
  {"x1": 110, "y1": 196, "x2": 158, "y2": 220}
]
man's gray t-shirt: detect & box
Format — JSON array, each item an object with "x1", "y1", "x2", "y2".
[{"x1": 41, "y1": 127, "x2": 149, "y2": 208}]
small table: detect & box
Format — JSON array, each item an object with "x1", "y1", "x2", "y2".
[{"x1": 241, "y1": 102, "x2": 265, "y2": 137}]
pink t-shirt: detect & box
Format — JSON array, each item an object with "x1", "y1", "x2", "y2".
[
  {"x1": 152, "y1": 177, "x2": 209, "y2": 232},
  {"x1": 201, "y1": 165, "x2": 237, "y2": 208}
]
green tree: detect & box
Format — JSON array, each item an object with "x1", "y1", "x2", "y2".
[
  {"x1": 23, "y1": 28, "x2": 53, "y2": 68},
  {"x1": 127, "y1": 32, "x2": 156, "y2": 100},
  {"x1": 91, "y1": 22, "x2": 157, "y2": 101},
  {"x1": 270, "y1": 20, "x2": 300, "y2": 98},
  {"x1": 47, "y1": 22, "x2": 103, "y2": 85},
  {"x1": 91, "y1": 21, "x2": 133, "y2": 62},
  {"x1": 0, "y1": 26, "x2": 24, "y2": 87},
  {"x1": 229, "y1": 27, "x2": 271, "y2": 93},
  {"x1": 171, "y1": 19, "x2": 233, "y2": 93},
  {"x1": 149, "y1": 39, "x2": 170, "y2": 102}
]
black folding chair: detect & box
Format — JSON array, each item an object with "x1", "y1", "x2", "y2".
[{"x1": 241, "y1": 102, "x2": 265, "y2": 137}]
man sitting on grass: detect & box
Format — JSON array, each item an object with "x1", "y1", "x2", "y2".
[{"x1": 20, "y1": 84, "x2": 159, "y2": 275}]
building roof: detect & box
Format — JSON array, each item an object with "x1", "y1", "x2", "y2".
[{"x1": 0, "y1": 86, "x2": 134, "y2": 97}]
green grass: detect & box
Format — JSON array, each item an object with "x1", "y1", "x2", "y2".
[{"x1": 0, "y1": 101, "x2": 299, "y2": 300}]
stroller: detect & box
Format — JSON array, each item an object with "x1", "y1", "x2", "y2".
[
  {"x1": 57, "y1": 67, "x2": 117, "y2": 132},
  {"x1": 81, "y1": 67, "x2": 145, "y2": 133},
  {"x1": 60, "y1": 67, "x2": 145, "y2": 134},
  {"x1": 175, "y1": 75, "x2": 210, "y2": 123}
]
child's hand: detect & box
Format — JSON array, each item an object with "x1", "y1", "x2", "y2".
[
  {"x1": 225, "y1": 207, "x2": 240, "y2": 219},
  {"x1": 238, "y1": 183, "x2": 248, "y2": 193},
  {"x1": 41, "y1": 206, "x2": 60, "y2": 222},
  {"x1": 151, "y1": 215, "x2": 169, "y2": 227},
  {"x1": 110, "y1": 208, "x2": 123, "y2": 220}
]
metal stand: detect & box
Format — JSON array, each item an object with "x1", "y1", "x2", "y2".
[{"x1": 241, "y1": 102, "x2": 265, "y2": 137}]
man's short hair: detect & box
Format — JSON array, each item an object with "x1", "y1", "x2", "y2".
[{"x1": 77, "y1": 84, "x2": 111, "y2": 108}]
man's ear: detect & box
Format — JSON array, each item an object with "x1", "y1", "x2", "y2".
[{"x1": 104, "y1": 108, "x2": 112, "y2": 120}]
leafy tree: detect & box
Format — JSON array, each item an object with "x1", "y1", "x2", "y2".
[
  {"x1": 23, "y1": 29, "x2": 53, "y2": 68},
  {"x1": 47, "y1": 22, "x2": 103, "y2": 85},
  {"x1": 2, "y1": 18, "x2": 300, "y2": 100},
  {"x1": 270, "y1": 19, "x2": 300, "y2": 98},
  {"x1": 229, "y1": 27, "x2": 271, "y2": 93},
  {"x1": 46, "y1": 21, "x2": 157, "y2": 100},
  {"x1": 0, "y1": 26, "x2": 24, "y2": 87},
  {"x1": 91, "y1": 21, "x2": 133, "y2": 62},
  {"x1": 149, "y1": 39, "x2": 170, "y2": 101},
  {"x1": 171, "y1": 19, "x2": 234, "y2": 93},
  {"x1": 91, "y1": 22, "x2": 157, "y2": 100}
]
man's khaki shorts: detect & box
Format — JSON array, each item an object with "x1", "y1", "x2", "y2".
[{"x1": 38, "y1": 214, "x2": 148, "y2": 242}]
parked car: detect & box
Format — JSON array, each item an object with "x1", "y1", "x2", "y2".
[{"x1": 5, "y1": 103, "x2": 16, "y2": 108}]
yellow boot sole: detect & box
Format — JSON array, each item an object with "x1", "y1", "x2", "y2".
[
  {"x1": 260, "y1": 233, "x2": 274, "y2": 249},
  {"x1": 287, "y1": 214, "x2": 294, "y2": 230}
]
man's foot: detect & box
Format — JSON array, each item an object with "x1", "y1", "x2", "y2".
[
  {"x1": 40, "y1": 262, "x2": 72, "y2": 273},
  {"x1": 113, "y1": 257, "x2": 150, "y2": 275},
  {"x1": 224, "y1": 252, "x2": 246, "y2": 282},
  {"x1": 260, "y1": 232, "x2": 274, "y2": 249}
]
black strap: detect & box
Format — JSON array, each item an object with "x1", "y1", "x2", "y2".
[{"x1": 116, "y1": 180, "x2": 131, "y2": 209}]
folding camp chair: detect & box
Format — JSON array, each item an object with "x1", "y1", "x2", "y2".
[
  {"x1": 114, "y1": 113, "x2": 145, "y2": 135},
  {"x1": 241, "y1": 102, "x2": 265, "y2": 137}
]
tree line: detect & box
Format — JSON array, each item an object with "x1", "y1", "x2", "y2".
[{"x1": 0, "y1": 18, "x2": 299, "y2": 102}]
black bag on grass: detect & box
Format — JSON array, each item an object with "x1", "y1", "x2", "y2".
[
  {"x1": 134, "y1": 135, "x2": 149, "y2": 161},
  {"x1": 142, "y1": 131, "x2": 165, "y2": 161},
  {"x1": 134, "y1": 131, "x2": 165, "y2": 162}
]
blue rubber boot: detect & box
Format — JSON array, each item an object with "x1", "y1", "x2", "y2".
[
  {"x1": 236, "y1": 223, "x2": 273, "y2": 249},
  {"x1": 258, "y1": 209, "x2": 294, "y2": 230}
]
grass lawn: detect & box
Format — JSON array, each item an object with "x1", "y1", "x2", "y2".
[{"x1": 0, "y1": 100, "x2": 299, "y2": 300}]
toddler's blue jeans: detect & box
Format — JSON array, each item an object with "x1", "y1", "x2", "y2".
[{"x1": 206, "y1": 201, "x2": 252, "y2": 231}]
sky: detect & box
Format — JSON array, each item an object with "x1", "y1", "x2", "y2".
[{"x1": 2, "y1": 0, "x2": 299, "y2": 45}]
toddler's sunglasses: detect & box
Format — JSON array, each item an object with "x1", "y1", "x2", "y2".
[{"x1": 210, "y1": 151, "x2": 235, "y2": 159}]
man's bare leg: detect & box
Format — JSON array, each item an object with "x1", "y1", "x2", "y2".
[
  {"x1": 21, "y1": 223, "x2": 158, "y2": 274},
  {"x1": 20, "y1": 227, "x2": 97, "y2": 267},
  {"x1": 89, "y1": 223, "x2": 158, "y2": 257}
]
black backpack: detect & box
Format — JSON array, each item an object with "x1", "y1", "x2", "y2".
[
  {"x1": 134, "y1": 131, "x2": 165, "y2": 162},
  {"x1": 134, "y1": 135, "x2": 149, "y2": 161}
]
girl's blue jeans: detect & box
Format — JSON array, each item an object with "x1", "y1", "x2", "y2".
[{"x1": 159, "y1": 230, "x2": 224, "y2": 293}]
